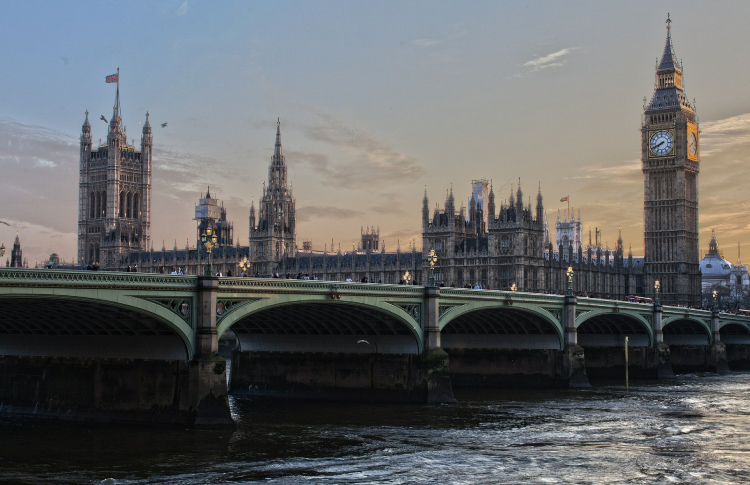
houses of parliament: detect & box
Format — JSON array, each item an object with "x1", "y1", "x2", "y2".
[{"x1": 73, "y1": 18, "x2": 715, "y2": 307}]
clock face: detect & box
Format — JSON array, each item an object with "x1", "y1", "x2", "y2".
[
  {"x1": 688, "y1": 132, "x2": 698, "y2": 157},
  {"x1": 649, "y1": 131, "x2": 673, "y2": 156}
]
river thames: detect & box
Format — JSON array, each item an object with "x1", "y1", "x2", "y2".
[{"x1": 1, "y1": 373, "x2": 749, "y2": 484}]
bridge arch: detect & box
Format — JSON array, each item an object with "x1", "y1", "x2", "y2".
[
  {"x1": 662, "y1": 316, "x2": 711, "y2": 346},
  {"x1": 576, "y1": 310, "x2": 653, "y2": 347},
  {"x1": 719, "y1": 322, "x2": 750, "y2": 345},
  {"x1": 217, "y1": 296, "x2": 423, "y2": 354},
  {"x1": 439, "y1": 302, "x2": 564, "y2": 350},
  {"x1": 0, "y1": 293, "x2": 194, "y2": 360}
]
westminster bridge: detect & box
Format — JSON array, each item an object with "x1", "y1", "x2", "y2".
[{"x1": 1, "y1": 268, "x2": 749, "y2": 427}]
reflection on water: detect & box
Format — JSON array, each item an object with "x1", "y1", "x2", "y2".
[{"x1": 2, "y1": 373, "x2": 750, "y2": 484}]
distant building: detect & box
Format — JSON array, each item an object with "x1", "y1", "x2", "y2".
[
  {"x1": 195, "y1": 188, "x2": 233, "y2": 247},
  {"x1": 422, "y1": 181, "x2": 642, "y2": 297},
  {"x1": 9, "y1": 233, "x2": 23, "y2": 268},
  {"x1": 699, "y1": 231, "x2": 749, "y2": 309},
  {"x1": 77, "y1": 86, "x2": 152, "y2": 269}
]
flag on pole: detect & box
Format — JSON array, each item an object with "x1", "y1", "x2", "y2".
[
  {"x1": 560, "y1": 196, "x2": 568, "y2": 202},
  {"x1": 106, "y1": 73, "x2": 119, "y2": 83}
]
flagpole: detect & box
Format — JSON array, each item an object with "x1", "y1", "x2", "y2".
[
  {"x1": 567, "y1": 195, "x2": 570, "y2": 219},
  {"x1": 117, "y1": 67, "x2": 120, "y2": 117}
]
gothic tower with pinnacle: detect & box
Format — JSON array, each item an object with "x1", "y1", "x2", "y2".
[
  {"x1": 642, "y1": 15, "x2": 701, "y2": 306},
  {"x1": 248, "y1": 120, "x2": 296, "y2": 275},
  {"x1": 77, "y1": 80, "x2": 152, "y2": 268}
]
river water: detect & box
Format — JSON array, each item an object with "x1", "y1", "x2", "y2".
[{"x1": 2, "y1": 373, "x2": 750, "y2": 484}]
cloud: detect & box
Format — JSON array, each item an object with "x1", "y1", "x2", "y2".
[
  {"x1": 290, "y1": 113, "x2": 424, "y2": 189},
  {"x1": 523, "y1": 47, "x2": 577, "y2": 72},
  {"x1": 412, "y1": 39, "x2": 440, "y2": 48},
  {"x1": 296, "y1": 205, "x2": 364, "y2": 223},
  {"x1": 570, "y1": 159, "x2": 641, "y2": 181},
  {"x1": 698, "y1": 112, "x2": 750, "y2": 156},
  {"x1": 177, "y1": 1, "x2": 188, "y2": 16}
]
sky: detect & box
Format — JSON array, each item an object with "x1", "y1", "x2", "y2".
[{"x1": 1, "y1": 1, "x2": 749, "y2": 267}]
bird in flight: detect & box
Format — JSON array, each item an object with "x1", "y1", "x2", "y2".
[
  {"x1": 100, "y1": 115, "x2": 108, "y2": 123},
  {"x1": 161, "y1": 122, "x2": 168, "y2": 128},
  {"x1": 0, "y1": 221, "x2": 10, "y2": 226}
]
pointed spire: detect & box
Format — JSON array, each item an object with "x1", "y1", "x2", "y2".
[
  {"x1": 143, "y1": 111, "x2": 151, "y2": 132},
  {"x1": 516, "y1": 178, "x2": 523, "y2": 204},
  {"x1": 111, "y1": 67, "x2": 121, "y2": 124},
  {"x1": 274, "y1": 118, "x2": 283, "y2": 160},
  {"x1": 82, "y1": 110, "x2": 91, "y2": 133},
  {"x1": 658, "y1": 13, "x2": 680, "y2": 73}
]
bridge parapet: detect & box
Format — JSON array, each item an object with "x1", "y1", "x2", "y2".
[
  {"x1": 0, "y1": 268, "x2": 197, "y2": 290},
  {"x1": 218, "y1": 277, "x2": 426, "y2": 297}
]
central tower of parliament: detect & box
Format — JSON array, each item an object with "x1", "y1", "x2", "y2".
[{"x1": 75, "y1": 18, "x2": 702, "y2": 306}]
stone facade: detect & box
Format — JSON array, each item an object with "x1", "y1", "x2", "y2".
[
  {"x1": 642, "y1": 17, "x2": 701, "y2": 307},
  {"x1": 96, "y1": 19, "x2": 711, "y2": 306},
  {"x1": 421, "y1": 180, "x2": 644, "y2": 298},
  {"x1": 77, "y1": 85, "x2": 152, "y2": 269}
]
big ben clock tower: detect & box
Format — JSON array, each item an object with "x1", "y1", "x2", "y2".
[{"x1": 642, "y1": 15, "x2": 701, "y2": 307}]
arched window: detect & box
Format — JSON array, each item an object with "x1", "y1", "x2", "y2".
[
  {"x1": 101, "y1": 191, "x2": 107, "y2": 217},
  {"x1": 126, "y1": 192, "x2": 133, "y2": 218},
  {"x1": 133, "y1": 193, "x2": 139, "y2": 219},
  {"x1": 96, "y1": 191, "x2": 101, "y2": 218},
  {"x1": 119, "y1": 191, "x2": 126, "y2": 217},
  {"x1": 90, "y1": 192, "x2": 96, "y2": 218}
]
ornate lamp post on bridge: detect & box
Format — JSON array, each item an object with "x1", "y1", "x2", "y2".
[
  {"x1": 427, "y1": 249, "x2": 437, "y2": 286},
  {"x1": 654, "y1": 280, "x2": 661, "y2": 306},
  {"x1": 403, "y1": 270, "x2": 411, "y2": 285},
  {"x1": 566, "y1": 266, "x2": 574, "y2": 296},
  {"x1": 0, "y1": 243, "x2": 4, "y2": 258},
  {"x1": 712, "y1": 289, "x2": 718, "y2": 312},
  {"x1": 239, "y1": 256, "x2": 250, "y2": 277},
  {"x1": 200, "y1": 227, "x2": 218, "y2": 276}
]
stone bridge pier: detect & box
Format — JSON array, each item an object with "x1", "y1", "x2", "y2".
[
  {"x1": 226, "y1": 283, "x2": 457, "y2": 403},
  {"x1": 0, "y1": 270, "x2": 234, "y2": 428},
  {"x1": 190, "y1": 276, "x2": 234, "y2": 427},
  {"x1": 577, "y1": 302, "x2": 674, "y2": 380}
]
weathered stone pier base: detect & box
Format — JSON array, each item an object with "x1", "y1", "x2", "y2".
[
  {"x1": 669, "y1": 344, "x2": 730, "y2": 374},
  {"x1": 583, "y1": 344, "x2": 675, "y2": 379},
  {"x1": 726, "y1": 344, "x2": 750, "y2": 370},
  {"x1": 0, "y1": 355, "x2": 234, "y2": 428},
  {"x1": 229, "y1": 350, "x2": 456, "y2": 403},
  {"x1": 443, "y1": 345, "x2": 589, "y2": 389}
]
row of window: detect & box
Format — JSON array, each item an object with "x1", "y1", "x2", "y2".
[{"x1": 88, "y1": 190, "x2": 141, "y2": 219}]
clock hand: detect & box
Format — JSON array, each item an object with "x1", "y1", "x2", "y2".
[{"x1": 655, "y1": 141, "x2": 665, "y2": 148}]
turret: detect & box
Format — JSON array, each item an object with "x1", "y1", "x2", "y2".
[
  {"x1": 249, "y1": 198, "x2": 256, "y2": 238},
  {"x1": 516, "y1": 179, "x2": 523, "y2": 212},
  {"x1": 536, "y1": 183, "x2": 544, "y2": 222},
  {"x1": 446, "y1": 185, "x2": 455, "y2": 217},
  {"x1": 422, "y1": 187, "x2": 429, "y2": 228},
  {"x1": 80, "y1": 111, "x2": 92, "y2": 162},
  {"x1": 81, "y1": 110, "x2": 91, "y2": 136},
  {"x1": 487, "y1": 182, "x2": 496, "y2": 222}
]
